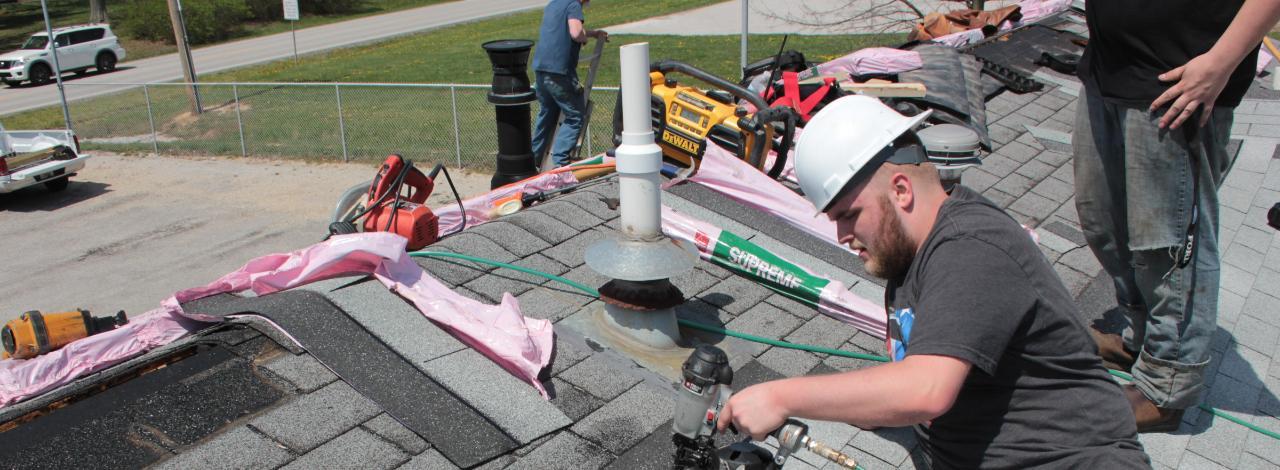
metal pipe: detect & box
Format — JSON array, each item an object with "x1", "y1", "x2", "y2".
[
  {"x1": 335, "y1": 84, "x2": 348, "y2": 162},
  {"x1": 39, "y1": 0, "x2": 72, "y2": 133},
  {"x1": 741, "y1": 0, "x2": 749, "y2": 72},
  {"x1": 233, "y1": 84, "x2": 246, "y2": 157},
  {"x1": 450, "y1": 85, "x2": 462, "y2": 167},
  {"x1": 617, "y1": 43, "x2": 663, "y2": 240},
  {"x1": 143, "y1": 84, "x2": 158, "y2": 155}
]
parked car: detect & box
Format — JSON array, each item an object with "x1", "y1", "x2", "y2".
[
  {"x1": 0, "y1": 121, "x2": 89, "y2": 193},
  {"x1": 0, "y1": 24, "x2": 126, "y2": 87}
]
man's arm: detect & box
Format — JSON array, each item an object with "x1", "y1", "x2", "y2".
[
  {"x1": 1152, "y1": 0, "x2": 1280, "y2": 129},
  {"x1": 716, "y1": 354, "x2": 970, "y2": 441},
  {"x1": 567, "y1": 18, "x2": 608, "y2": 44}
]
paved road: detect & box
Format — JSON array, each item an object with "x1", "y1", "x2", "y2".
[{"x1": 0, "y1": 0, "x2": 543, "y2": 117}]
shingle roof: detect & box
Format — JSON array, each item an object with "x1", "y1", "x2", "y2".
[{"x1": 5, "y1": 61, "x2": 1280, "y2": 470}]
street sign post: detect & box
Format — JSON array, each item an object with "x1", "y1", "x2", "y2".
[{"x1": 283, "y1": 0, "x2": 299, "y2": 63}]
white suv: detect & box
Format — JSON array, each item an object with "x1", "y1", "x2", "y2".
[{"x1": 0, "y1": 24, "x2": 127, "y2": 87}]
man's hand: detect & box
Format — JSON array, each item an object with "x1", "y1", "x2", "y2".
[
  {"x1": 716, "y1": 382, "x2": 788, "y2": 441},
  {"x1": 589, "y1": 29, "x2": 609, "y2": 42},
  {"x1": 1150, "y1": 51, "x2": 1232, "y2": 130}
]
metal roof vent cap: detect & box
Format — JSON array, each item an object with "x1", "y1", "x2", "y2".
[{"x1": 918, "y1": 123, "x2": 982, "y2": 192}]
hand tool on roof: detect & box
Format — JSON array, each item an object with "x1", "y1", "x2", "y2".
[
  {"x1": 2, "y1": 309, "x2": 127, "y2": 360},
  {"x1": 326, "y1": 153, "x2": 465, "y2": 250},
  {"x1": 613, "y1": 60, "x2": 797, "y2": 180},
  {"x1": 671, "y1": 345, "x2": 859, "y2": 470}
]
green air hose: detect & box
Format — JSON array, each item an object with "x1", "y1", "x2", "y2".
[{"x1": 408, "y1": 250, "x2": 1280, "y2": 441}]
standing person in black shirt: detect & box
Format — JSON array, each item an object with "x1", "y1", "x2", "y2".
[
  {"x1": 1075, "y1": 0, "x2": 1280, "y2": 432},
  {"x1": 716, "y1": 96, "x2": 1150, "y2": 469}
]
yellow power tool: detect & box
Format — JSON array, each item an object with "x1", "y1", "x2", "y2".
[
  {"x1": 2, "y1": 309, "x2": 128, "y2": 360},
  {"x1": 614, "y1": 60, "x2": 797, "y2": 179}
]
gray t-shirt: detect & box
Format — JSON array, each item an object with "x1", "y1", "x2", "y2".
[
  {"x1": 885, "y1": 186, "x2": 1149, "y2": 469},
  {"x1": 532, "y1": 0, "x2": 584, "y2": 77}
]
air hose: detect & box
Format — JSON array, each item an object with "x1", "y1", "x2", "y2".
[{"x1": 407, "y1": 251, "x2": 1280, "y2": 441}]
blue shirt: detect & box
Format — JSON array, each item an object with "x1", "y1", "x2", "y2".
[{"x1": 532, "y1": 0, "x2": 584, "y2": 76}]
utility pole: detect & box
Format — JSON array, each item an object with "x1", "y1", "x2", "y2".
[{"x1": 167, "y1": 0, "x2": 202, "y2": 114}]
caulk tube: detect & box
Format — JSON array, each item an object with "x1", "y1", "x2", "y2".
[
  {"x1": 616, "y1": 42, "x2": 663, "y2": 241},
  {"x1": 661, "y1": 206, "x2": 887, "y2": 338}
]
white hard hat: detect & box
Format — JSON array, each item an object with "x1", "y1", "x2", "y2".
[{"x1": 795, "y1": 95, "x2": 931, "y2": 213}]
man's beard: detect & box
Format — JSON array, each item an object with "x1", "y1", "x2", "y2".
[{"x1": 865, "y1": 195, "x2": 916, "y2": 280}]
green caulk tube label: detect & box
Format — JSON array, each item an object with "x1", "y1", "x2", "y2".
[
  {"x1": 662, "y1": 205, "x2": 887, "y2": 338},
  {"x1": 709, "y1": 230, "x2": 829, "y2": 305}
]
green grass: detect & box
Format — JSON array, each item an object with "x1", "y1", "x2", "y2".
[
  {"x1": 2, "y1": 0, "x2": 902, "y2": 167},
  {"x1": 0, "y1": 0, "x2": 457, "y2": 62}
]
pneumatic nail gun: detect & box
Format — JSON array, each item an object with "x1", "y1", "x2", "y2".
[{"x1": 671, "y1": 345, "x2": 859, "y2": 470}]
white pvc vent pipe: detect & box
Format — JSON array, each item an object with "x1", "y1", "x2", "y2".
[{"x1": 615, "y1": 42, "x2": 663, "y2": 241}]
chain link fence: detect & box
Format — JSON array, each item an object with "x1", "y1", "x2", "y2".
[{"x1": 63, "y1": 82, "x2": 621, "y2": 170}]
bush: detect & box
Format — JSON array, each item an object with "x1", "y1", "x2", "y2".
[
  {"x1": 303, "y1": 0, "x2": 365, "y2": 15},
  {"x1": 116, "y1": 0, "x2": 250, "y2": 45},
  {"x1": 245, "y1": 0, "x2": 282, "y2": 22}
]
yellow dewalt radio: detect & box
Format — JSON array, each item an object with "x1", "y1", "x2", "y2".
[
  {"x1": 2, "y1": 309, "x2": 128, "y2": 360},
  {"x1": 614, "y1": 60, "x2": 796, "y2": 179}
]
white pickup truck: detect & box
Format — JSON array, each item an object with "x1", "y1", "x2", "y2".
[{"x1": 0, "y1": 122, "x2": 89, "y2": 193}]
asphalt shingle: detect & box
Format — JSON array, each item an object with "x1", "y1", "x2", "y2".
[
  {"x1": 517, "y1": 287, "x2": 590, "y2": 322},
  {"x1": 471, "y1": 222, "x2": 551, "y2": 258},
  {"x1": 550, "y1": 332, "x2": 593, "y2": 376},
  {"x1": 464, "y1": 270, "x2": 538, "y2": 302},
  {"x1": 280, "y1": 428, "x2": 407, "y2": 470},
  {"x1": 260, "y1": 351, "x2": 339, "y2": 394},
  {"x1": 508, "y1": 432, "x2": 615, "y2": 470},
  {"x1": 152, "y1": 426, "x2": 293, "y2": 470},
  {"x1": 537, "y1": 200, "x2": 605, "y2": 231},
  {"x1": 571, "y1": 382, "x2": 674, "y2": 454},
  {"x1": 993, "y1": 173, "x2": 1034, "y2": 197},
  {"x1": 1187, "y1": 375, "x2": 1261, "y2": 468},
  {"x1": 724, "y1": 303, "x2": 805, "y2": 356},
  {"x1": 558, "y1": 352, "x2": 644, "y2": 401},
  {"x1": 320, "y1": 278, "x2": 467, "y2": 367},
  {"x1": 996, "y1": 141, "x2": 1040, "y2": 164},
  {"x1": 424, "y1": 349, "x2": 572, "y2": 444},
  {"x1": 1136, "y1": 431, "x2": 1190, "y2": 469},
  {"x1": 1057, "y1": 246, "x2": 1103, "y2": 277},
  {"x1": 503, "y1": 210, "x2": 580, "y2": 245},
  {"x1": 547, "y1": 378, "x2": 607, "y2": 422},
  {"x1": 1008, "y1": 191, "x2": 1059, "y2": 224},
  {"x1": 1233, "y1": 315, "x2": 1280, "y2": 358},
  {"x1": 560, "y1": 190, "x2": 620, "y2": 222},
  {"x1": 786, "y1": 314, "x2": 855, "y2": 350},
  {"x1": 398, "y1": 449, "x2": 459, "y2": 470},
  {"x1": 544, "y1": 229, "x2": 611, "y2": 267},
  {"x1": 703, "y1": 275, "x2": 780, "y2": 316},
  {"x1": 847, "y1": 426, "x2": 917, "y2": 467},
  {"x1": 757, "y1": 346, "x2": 822, "y2": 377},
  {"x1": 250, "y1": 381, "x2": 383, "y2": 453},
  {"x1": 363, "y1": 413, "x2": 430, "y2": 455}
]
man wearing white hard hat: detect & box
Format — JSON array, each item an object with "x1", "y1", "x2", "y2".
[{"x1": 715, "y1": 96, "x2": 1149, "y2": 468}]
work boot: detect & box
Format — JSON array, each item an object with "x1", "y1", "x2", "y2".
[
  {"x1": 1089, "y1": 327, "x2": 1137, "y2": 371},
  {"x1": 1123, "y1": 385, "x2": 1184, "y2": 433}
]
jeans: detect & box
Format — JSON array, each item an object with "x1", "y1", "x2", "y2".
[
  {"x1": 1073, "y1": 87, "x2": 1235, "y2": 410},
  {"x1": 531, "y1": 71, "x2": 585, "y2": 168}
]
